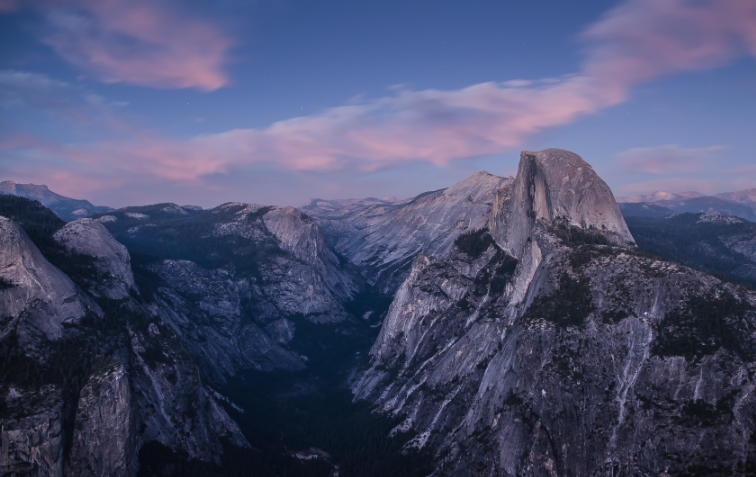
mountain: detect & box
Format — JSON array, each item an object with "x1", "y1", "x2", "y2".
[
  {"x1": 4, "y1": 149, "x2": 756, "y2": 476},
  {"x1": 716, "y1": 187, "x2": 756, "y2": 205},
  {"x1": 616, "y1": 190, "x2": 688, "y2": 203},
  {"x1": 353, "y1": 149, "x2": 756, "y2": 476},
  {"x1": 87, "y1": 202, "x2": 368, "y2": 382},
  {"x1": 0, "y1": 180, "x2": 113, "y2": 221},
  {"x1": 618, "y1": 202, "x2": 675, "y2": 217},
  {"x1": 617, "y1": 187, "x2": 756, "y2": 222},
  {"x1": 1, "y1": 195, "x2": 432, "y2": 477},
  {"x1": 303, "y1": 171, "x2": 512, "y2": 293},
  {"x1": 0, "y1": 196, "x2": 248, "y2": 477},
  {"x1": 623, "y1": 211, "x2": 756, "y2": 287}
]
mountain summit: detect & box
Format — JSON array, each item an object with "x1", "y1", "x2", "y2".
[
  {"x1": 0, "y1": 181, "x2": 113, "y2": 221},
  {"x1": 491, "y1": 149, "x2": 633, "y2": 259},
  {"x1": 354, "y1": 148, "x2": 756, "y2": 476}
]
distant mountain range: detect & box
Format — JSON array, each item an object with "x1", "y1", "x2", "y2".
[
  {"x1": 617, "y1": 187, "x2": 756, "y2": 221},
  {"x1": 3, "y1": 150, "x2": 756, "y2": 476},
  {"x1": 0, "y1": 180, "x2": 114, "y2": 221}
]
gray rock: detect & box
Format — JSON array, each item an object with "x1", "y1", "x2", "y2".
[
  {"x1": 0, "y1": 385, "x2": 65, "y2": 477},
  {"x1": 304, "y1": 171, "x2": 512, "y2": 292},
  {"x1": 54, "y1": 218, "x2": 135, "y2": 299},
  {"x1": 490, "y1": 149, "x2": 634, "y2": 260},
  {"x1": 0, "y1": 180, "x2": 113, "y2": 222},
  {"x1": 354, "y1": 149, "x2": 756, "y2": 476},
  {"x1": 149, "y1": 259, "x2": 305, "y2": 382},
  {"x1": 67, "y1": 362, "x2": 137, "y2": 477},
  {"x1": 0, "y1": 216, "x2": 96, "y2": 349}
]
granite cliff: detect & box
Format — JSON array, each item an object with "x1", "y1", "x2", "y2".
[
  {"x1": 354, "y1": 149, "x2": 756, "y2": 476},
  {"x1": 3, "y1": 148, "x2": 756, "y2": 477},
  {"x1": 0, "y1": 200, "x2": 248, "y2": 477},
  {"x1": 303, "y1": 171, "x2": 511, "y2": 292}
]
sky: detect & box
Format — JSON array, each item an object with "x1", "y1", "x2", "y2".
[{"x1": 0, "y1": 0, "x2": 755, "y2": 208}]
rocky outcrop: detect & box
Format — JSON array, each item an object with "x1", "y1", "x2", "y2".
[
  {"x1": 354, "y1": 149, "x2": 756, "y2": 476},
  {"x1": 490, "y1": 149, "x2": 633, "y2": 260},
  {"x1": 54, "y1": 218, "x2": 135, "y2": 299},
  {"x1": 149, "y1": 259, "x2": 305, "y2": 383},
  {"x1": 0, "y1": 216, "x2": 95, "y2": 349},
  {"x1": 126, "y1": 317, "x2": 249, "y2": 462},
  {"x1": 67, "y1": 362, "x2": 137, "y2": 477},
  {"x1": 1, "y1": 202, "x2": 251, "y2": 476},
  {"x1": 304, "y1": 171, "x2": 512, "y2": 292},
  {"x1": 0, "y1": 385, "x2": 65, "y2": 477}
]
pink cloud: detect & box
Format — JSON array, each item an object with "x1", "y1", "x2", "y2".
[
  {"x1": 0, "y1": 0, "x2": 20, "y2": 12},
  {"x1": 3, "y1": 0, "x2": 756, "y2": 193},
  {"x1": 582, "y1": 0, "x2": 756, "y2": 93},
  {"x1": 2, "y1": 0, "x2": 232, "y2": 90},
  {"x1": 725, "y1": 165, "x2": 756, "y2": 176},
  {"x1": 618, "y1": 177, "x2": 756, "y2": 197},
  {"x1": 617, "y1": 145, "x2": 725, "y2": 175},
  {"x1": 1, "y1": 76, "x2": 611, "y2": 181}
]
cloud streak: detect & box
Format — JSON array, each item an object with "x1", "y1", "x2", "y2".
[
  {"x1": 2, "y1": 0, "x2": 232, "y2": 90},
  {"x1": 618, "y1": 145, "x2": 725, "y2": 175},
  {"x1": 3, "y1": 0, "x2": 756, "y2": 194}
]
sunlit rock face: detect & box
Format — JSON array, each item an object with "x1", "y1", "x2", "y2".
[
  {"x1": 54, "y1": 218, "x2": 135, "y2": 299},
  {"x1": 0, "y1": 216, "x2": 95, "y2": 349},
  {"x1": 354, "y1": 149, "x2": 756, "y2": 476},
  {"x1": 304, "y1": 171, "x2": 513, "y2": 292},
  {"x1": 490, "y1": 148, "x2": 634, "y2": 260}
]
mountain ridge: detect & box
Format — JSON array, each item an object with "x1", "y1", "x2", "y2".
[
  {"x1": 617, "y1": 187, "x2": 756, "y2": 222},
  {"x1": 0, "y1": 180, "x2": 113, "y2": 222},
  {"x1": 353, "y1": 148, "x2": 756, "y2": 476},
  {"x1": 3, "y1": 149, "x2": 756, "y2": 476}
]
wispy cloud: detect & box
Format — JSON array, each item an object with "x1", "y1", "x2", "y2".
[
  {"x1": 725, "y1": 165, "x2": 756, "y2": 176},
  {"x1": 2, "y1": 0, "x2": 756, "y2": 202},
  {"x1": 78, "y1": 0, "x2": 756, "y2": 175},
  {"x1": 618, "y1": 177, "x2": 755, "y2": 196},
  {"x1": 617, "y1": 145, "x2": 725, "y2": 175},
  {"x1": 2, "y1": 0, "x2": 232, "y2": 90}
]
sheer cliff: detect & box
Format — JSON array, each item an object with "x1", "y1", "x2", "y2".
[
  {"x1": 90, "y1": 202, "x2": 366, "y2": 383},
  {"x1": 303, "y1": 171, "x2": 512, "y2": 292},
  {"x1": 0, "y1": 200, "x2": 248, "y2": 477},
  {"x1": 3, "y1": 148, "x2": 756, "y2": 477},
  {"x1": 354, "y1": 149, "x2": 756, "y2": 476}
]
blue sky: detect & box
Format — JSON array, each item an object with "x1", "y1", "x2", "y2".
[{"x1": 1, "y1": 0, "x2": 755, "y2": 208}]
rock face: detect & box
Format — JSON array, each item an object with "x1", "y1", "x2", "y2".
[
  {"x1": 67, "y1": 362, "x2": 137, "y2": 477},
  {"x1": 0, "y1": 386, "x2": 65, "y2": 477},
  {"x1": 54, "y1": 218, "x2": 135, "y2": 299},
  {"x1": 354, "y1": 149, "x2": 756, "y2": 476},
  {"x1": 490, "y1": 149, "x2": 634, "y2": 260},
  {"x1": 5, "y1": 148, "x2": 756, "y2": 476},
  {"x1": 0, "y1": 216, "x2": 94, "y2": 348},
  {"x1": 1, "y1": 201, "x2": 249, "y2": 477},
  {"x1": 87, "y1": 202, "x2": 365, "y2": 383},
  {"x1": 149, "y1": 259, "x2": 305, "y2": 383},
  {"x1": 303, "y1": 171, "x2": 511, "y2": 292},
  {"x1": 623, "y1": 211, "x2": 756, "y2": 287}
]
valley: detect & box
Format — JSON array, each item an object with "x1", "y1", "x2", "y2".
[{"x1": 2, "y1": 149, "x2": 756, "y2": 476}]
